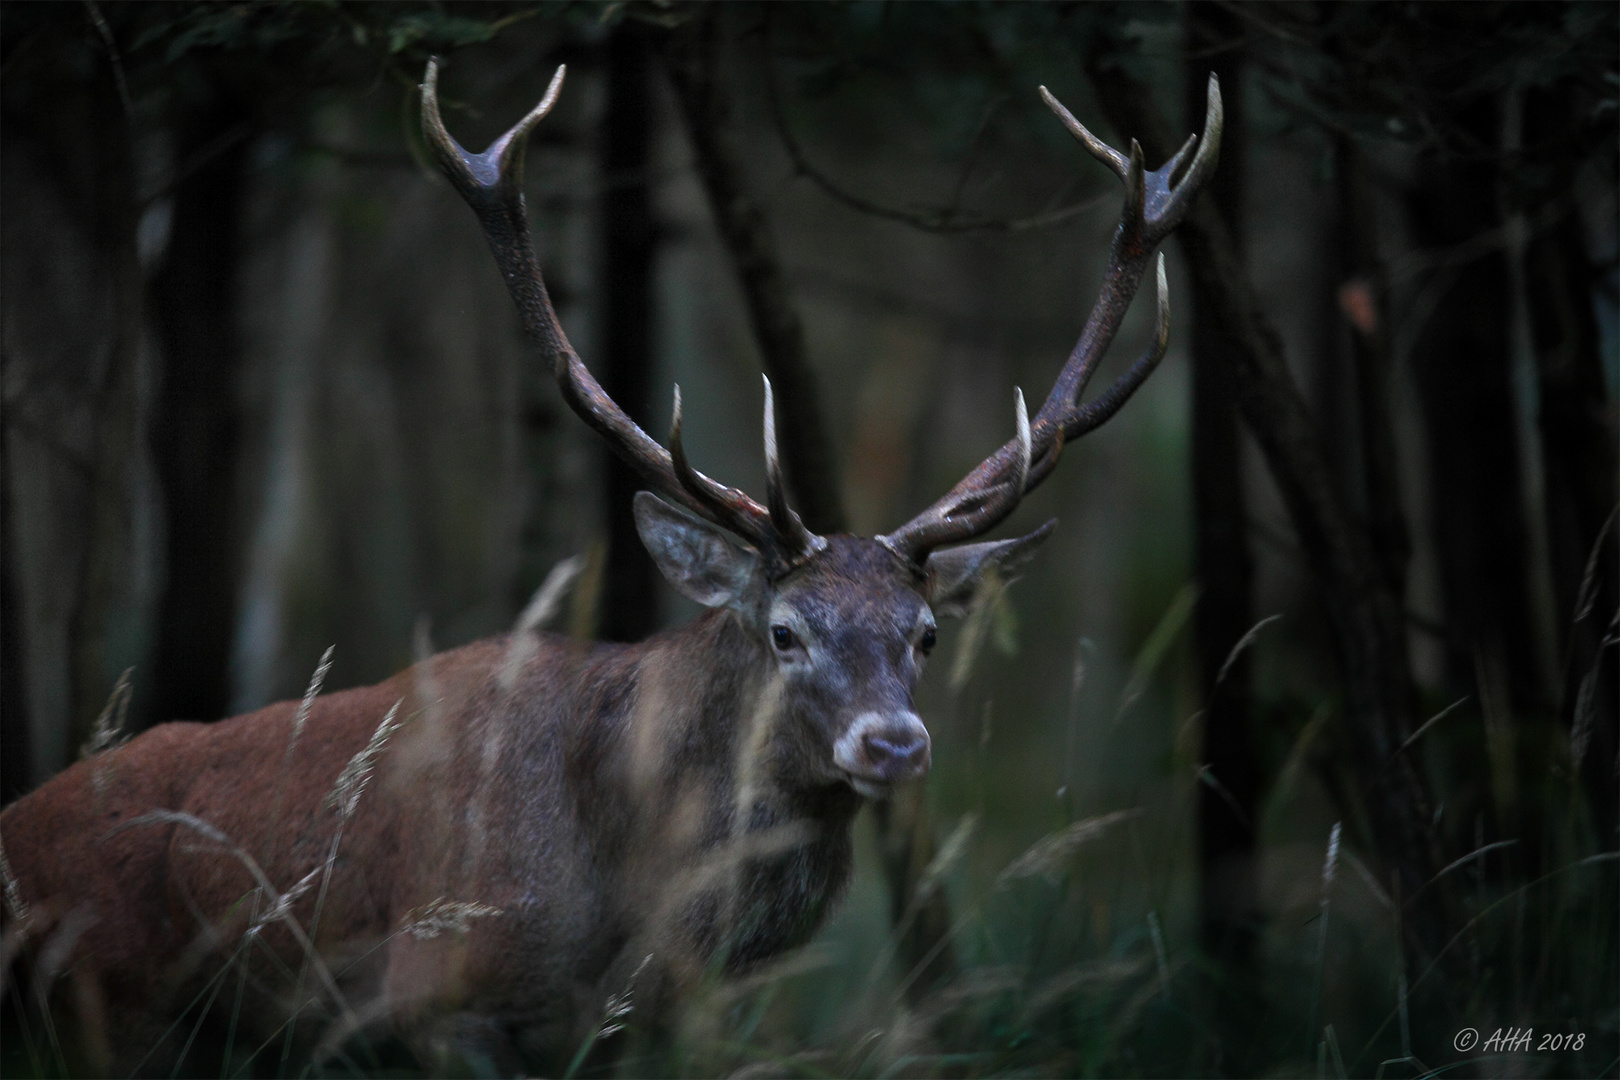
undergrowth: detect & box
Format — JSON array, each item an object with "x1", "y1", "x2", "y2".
[{"x1": 2, "y1": 581, "x2": 1615, "y2": 1079}]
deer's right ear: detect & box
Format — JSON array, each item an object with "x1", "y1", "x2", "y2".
[
  {"x1": 923, "y1": 519, "x2": 1056, "y2": 618},
  {"x1": 634, "y1": 492, "x2": 762, "y2": 609}
]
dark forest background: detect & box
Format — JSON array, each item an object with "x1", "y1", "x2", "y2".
[{"x1": 1, "y1": 2, "x2": 1616, "y2": 1076}]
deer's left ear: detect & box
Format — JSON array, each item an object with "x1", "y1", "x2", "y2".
[
  {"x1": 923, "y1": 519, "x2": 1056, "y2": 618},
  {"x1": 634, "y1": 492, "x2": 763, "y2": 609}
]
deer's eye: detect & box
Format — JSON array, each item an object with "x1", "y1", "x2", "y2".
[
  {"x1": 918, "y1": 627, "x2": 937, "y2": 654},
  {"x1": 771, "y1": 625, "x2": 798, "y2": 651}
]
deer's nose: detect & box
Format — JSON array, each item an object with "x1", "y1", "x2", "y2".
[
  {"x1": 862, "y1": 728, "x2": 930, "y2": 777},
  {"x1": 835, "y1": 711, "x2": 932, "y2": 786}
]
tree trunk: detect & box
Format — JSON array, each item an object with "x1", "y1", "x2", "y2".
[
  {"x1": 1407, "y1": 97, "x2": 1548, "y2": 727},
  {"x1": 1, "y1": 7, "x2": 146, "y2": 781},
  {"x1": 1333, "y1": 136, "x2": 1409, "y2": 599},
  {"x1": 1522, "y1": 81, "x2": 1618, "y2": 841},
  {"x1": 661, "y1": 11, "x2": 846, "y2": 535},
  {"x1": 70, "y1": 134, "x2": 143, "y2": 757},
  {"x1": 1183, "y1": 3, "x2": 1261, "y2": 1054},
  {"x1": 145, "y1": 100, "x2": 251, "y2": 727},
  {"x1": 598, "y1": 25, "x2": 661, "y2": 643},
  {"x1": 1087, "y1": 60, "x2": 1452, "y2": 990}
]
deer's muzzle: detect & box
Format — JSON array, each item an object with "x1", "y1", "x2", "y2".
[{"x1": 834, "y1": 711, "x2": 931, "y2": 796}]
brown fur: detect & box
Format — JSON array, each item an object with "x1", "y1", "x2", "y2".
[{"x1": 0, "y1": 536, "x2": 945, "y2": 1073}]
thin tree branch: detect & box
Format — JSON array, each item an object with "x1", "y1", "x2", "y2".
[
  {"x1": 662, "y1": 11, "x2": 847, "y2": 533},
  {"x1": 762, "y1": 28, "x2": 1113, "y2": 235}
]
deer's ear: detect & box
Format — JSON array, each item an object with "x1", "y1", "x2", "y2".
[
  {"x1": 634, "y1": 492, "x2": 762, "y2": 609},
  {"x1": 923, "y1": 519, "x2": 1056, "y2": 618}
]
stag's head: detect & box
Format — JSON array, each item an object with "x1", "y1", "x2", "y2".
[
  {"x1": 420, "y1": 60, "x2": 1220, "y2": 800},
  {"x1": 634, "y1": 485, "x2": 1052, "y2": 797}
]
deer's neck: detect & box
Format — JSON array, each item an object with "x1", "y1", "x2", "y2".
[
  {"x1": 603, "y1": 609, "x2": 862, "y2": 968},
  {"x1": 646, "y1": 608, "x2": 861, "y2": 819}
]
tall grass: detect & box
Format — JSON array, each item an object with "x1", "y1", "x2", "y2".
[
  {"x1": 603, "y1": 587, "x2": 1616, "y2": 1080},
  {"x1": 4, "y1": 582, "x2": 1615, "y2": 1078}
]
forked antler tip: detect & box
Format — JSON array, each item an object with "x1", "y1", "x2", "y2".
[{"x1": 421, "y1": 59, "x2": 567, "y2": 193}]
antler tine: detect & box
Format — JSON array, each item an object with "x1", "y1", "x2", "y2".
[
  {"x1": 423, "y1": 60, "x2": 817, "y2": 577},
  {"x1": 877, "y1": 388, "x2": 1033, "y2": 560},
  {"x1": 669, "y1": 385, "x2": 798, "y2": 569},
  {"x1": 668, "y1": 385, "x2": 736, "y2": 528},
  {"x1": 1040, "y1": 85, "x2": 1129, "y2": 180},
  {"x1": 763, "y1": 377, "x2": 825, "y2": 557},
  {"x1": 1153, "y1": 73, "x2": 1223, "y2": 235},
  {"x1": 881, "y1": 78, "x2": 1218, "y2": 565},
  {"x1": 1121, "y1": 138, "x2": 1148, "y2": 244},
  {"x1": 1160, "y1": 131, "x2": 1199, "y2": 189},
  {"x1": 1064, "y1": 253, "x2": 1170, "y2": 439}
]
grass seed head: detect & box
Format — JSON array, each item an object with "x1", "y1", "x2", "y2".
[
  {"x1": 997, "y1": 808, "x2": 1141, "y2": 885},
  {"x1": 81, "y1": 668, "x2": 135, "y2": 759},
  {"x1": 400, "y1": 898, "x2": 504, "y2": 939},
  {"x1": 324, "y1": 699, "x2": 406, "y2": 819},
  {"x1": 250, "y1": 866, "x2": 322, "y2": 938},
  {"x1": 291, "y1": 646, "x2": 335, "y2": 752}
]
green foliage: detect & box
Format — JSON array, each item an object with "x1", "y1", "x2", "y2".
[
  {"x1": 126, "y1": 2, "x2": 521, "y2": 65},
  {"x1": 383, "y1": 11, "x2": 497, "y2": 57}
]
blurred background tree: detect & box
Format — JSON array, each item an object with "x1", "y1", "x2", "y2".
[{"x1": 2, "y1": 2, "x2": 1614, "y2": 1076}]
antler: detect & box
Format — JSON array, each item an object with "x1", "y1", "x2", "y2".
[
  {"x1": 421, "y1": 60, "x2": 823, "y2": 576},
  {"x1": 879, "y1": 75, "x2": 1222, "y2": 564}
]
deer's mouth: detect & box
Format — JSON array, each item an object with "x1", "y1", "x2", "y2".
[
  {"x1": 834, "y1": 711, "x2": 932, "y2": 796},
  {"x1": 847, "y1": 776, "x2": 895, "y2": 800}
]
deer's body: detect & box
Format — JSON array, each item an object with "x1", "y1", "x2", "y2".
[
  {"x1": 2, "y1": 598, "x2": 874, "y2": 1067},
  {"x1": 1, "y1": 58, "x2": 1218, "y2": 1076}
]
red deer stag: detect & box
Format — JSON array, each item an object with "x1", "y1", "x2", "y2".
[{"x1": 0, "y1": 59, "x2": 1220, "y2": 1075}]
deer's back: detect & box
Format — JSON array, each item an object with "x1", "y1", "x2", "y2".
[
  {"x1": 0, "y1": 635, "x2": 627, "y2": 1027},
  {"x1": 1, "y1": 673, "x2": 395, "y2": 982}
]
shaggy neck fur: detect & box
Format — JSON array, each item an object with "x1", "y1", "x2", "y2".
[{"x1": 563, "y1": 608, "x2": 863, "y2": 972}]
